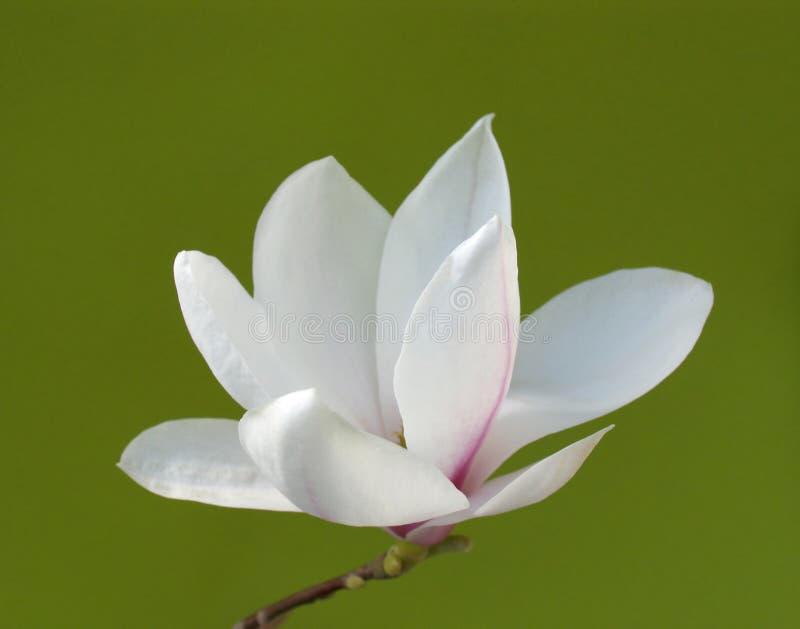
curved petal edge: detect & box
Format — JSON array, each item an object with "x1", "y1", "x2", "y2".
[
  {"x1": 376, "y1": 115, "x2": 512, "y2": 436},
  {"x1": 239, "y1": 389, "x2": 469, "y2": 527},
  {"x1": 118, "y1": 418, "x2": 299, "y2": 511},
  {"x1": 174, "y1": 251, "x2": 279, "y2": 410},
  {"x1": 408, "y1": 425, "x2": 613, "y2": 538}
]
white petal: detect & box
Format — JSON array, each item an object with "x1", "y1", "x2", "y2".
[
  {"x1": 376, "y1": 115, "x2": 512, "y2": 436},
  {"x1": 394, "y1": 217, "x2": 519, "y2": 486},
  {"x1": 239, "y1": 389, "x2": 468, "y2": 526},
  {"x1": 461, "y1": 395, "x2": 565, "y2": 492},
  {"x1": 408, "y1": 426, "x2": 612, "y2": 537},
  {"x1": 514, "y1": 268, "x2": 713, "y2": 422},
  {"x1": 469, "y1": 268, "x2": 713, "y2": 485},
  {"x1": 252, "y1": 158, "x2": 390, "y2": 434},
  {"x1": 174, "y1": 251, "x2": 287, "y2": 409},
  {"x1": 239, "y1": 389, "x2": 469, "y2": 527},
  {"x1": 118, "y1": 419, "x2": 299, "y2": 511}
]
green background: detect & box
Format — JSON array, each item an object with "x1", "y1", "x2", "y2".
[{"x1": 2, "y1": 1, "x2": 797, "y2": 627}]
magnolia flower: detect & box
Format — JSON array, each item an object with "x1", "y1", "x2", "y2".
[{"x1": 119, "y1": 116, "x2": 713, "y2": 546}]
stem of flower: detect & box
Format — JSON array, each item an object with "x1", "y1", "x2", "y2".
[{"x1": 232, "y1": 535, "x2": 473, "y2": 629}]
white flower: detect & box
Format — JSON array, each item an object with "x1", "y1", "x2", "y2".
[{"x1": 119, "y1": 116, "x2": 713, "y2": 545}]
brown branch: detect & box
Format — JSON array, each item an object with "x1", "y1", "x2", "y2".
[{"x1": 233, "y1": 536, "x2": 473, "y2": 629}]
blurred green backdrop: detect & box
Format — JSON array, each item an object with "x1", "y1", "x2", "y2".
[{"x1": 1, "y1": 1, "x2": 797, "y2": 627}]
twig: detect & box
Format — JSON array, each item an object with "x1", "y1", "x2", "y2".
[{"x1": 233, "y1": 536, "x2": 473, "y2": 629}]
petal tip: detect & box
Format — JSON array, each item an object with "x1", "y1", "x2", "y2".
[
  {"x1": 465, "y1": 114, "x2": 498, "y2": 141},
  {"x1": 174, "y1": 249, "x2": 210, "y2": 272},
  {"x1": 476, "y1": 112, "x2": 496, "y2": 127},
  {"x1": 311, "y1": 155, "x2": 345, "y2": 175},
  {"x1": 680, "y1": 273, "x2": 714, "y2": 319},
  {"x1": 701, "y1": 279, "x2": 714, "y2": 306},
  {"x1": 173, "y1": 250, "x2": 190, "y2": 269},
  {"x1": 317, "y1": 154, "x2": 339, "y2": 166},
  {"x1": 452, "y1": 488, "x2": 471, "y2": 511},
  {"x1": 281, "y1": 156, "x2": 347, "y2": 190}
]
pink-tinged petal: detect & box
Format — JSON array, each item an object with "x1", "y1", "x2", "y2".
[
  {"x1": 238, "y1": 389, "x2": 469, "y2": 527},
  {"x1": 466, "y1": 268, "x2": 713, "y2": 485},
  {"x1": 118, "y1": 419, "x2": 299, "y2": 512},
  {"x1": 376, "y1": 115, "x2": 512, "y2": 437},
  {"x1": 252, "y1": 157, "x2": 390, "y2": 434},
  {"x1": 407, "y1": 426, "x2": 613, "y2": 538},
  {"x1": 461, "y1": 395, "x2": 565, "y2": 492},
  {"x1": 394, "y1": 216, "x2": 519, "y2": 486},
  {"x1": 392, "y1": 524, "x2": 455, "y2": 547},
  {"x1": 174, "y1": 251, "x2": 289, "y2": 409}
]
